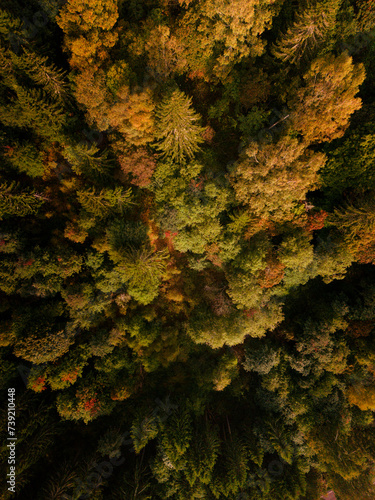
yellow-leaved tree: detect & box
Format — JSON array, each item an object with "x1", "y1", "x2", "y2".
[
  {"x1": 57, "y1": 0, "x2": 119, "y2": 68},
  {"x1": 290, "y1": 52, "x2": 365, "y2": 144},
  {"x1": 176, "y1": 0, "x2": 283, "y2": 80}
]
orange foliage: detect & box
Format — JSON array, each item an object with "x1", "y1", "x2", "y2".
[
  {"x1": 61, "y1": 368, "x2": 79, "y2": 384},
  {"x1": 306, "y1": 210, "x2": 328, "y2": 231},
  {"x1": 257, "y1": 256, "x2": 285, "y2": 288},
  {"x1": 83, "y1": 395, "x2": 100, "y2": 416},
  {"x1": 356, "y1": 239, "x2": 375, "y2": 264},
  {"x1": 205, "y1": 242, "x2": 223, "y2": 268},
  {"x1": 117, "y1": 147, "x2": 157, "y2": 188},
  {"x1": 32, "y1": 376, "x2": 47, "y2": 392},
  {"x1": 345, "y1": 320, "x2": 373, "y2": 338},
  {"x1": 202, "y1": 125, "x2": 216, "y2": 144}
]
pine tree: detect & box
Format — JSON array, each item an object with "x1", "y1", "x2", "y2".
[
  {"x1": 210, "y1": 434, "x2": 248, "y2": 498},
  {"x1": 62, "y1": 143, "x2": 113, "y2": 179},
  {"x1": 330, "y1": 196, "x2": 375, "y2": 241},
  {"x1": 1, "y1": 142, "x2": 44, "y2": 177},
  {"x1": 131, "y1": 414, "x2": 159, "y2": 454},
  {"x1": 0, "y1": 85, "x2": 65, "y2": 141},
  {"x1": 155, "y1": 90, "x2": 205, "y2": 163}
]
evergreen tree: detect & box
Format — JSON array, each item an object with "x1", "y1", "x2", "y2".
[
  {"x1": 272, "y1": 0, "x2": 339, "y2": 64},
  {"x1": 155, "y1": 90, "x2": 205, "y2": 163},
  {"x1": 0, "y1": 181, "x2": 45, "y2": 219}
]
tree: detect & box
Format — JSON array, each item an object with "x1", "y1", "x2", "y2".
[
  {"x1": 107, "y1": 86, "x2": 156, "y2": 146},
  {"x1": 57, "y1": 0, "x2": 119, "y2": 68},
  {"x1": 272, "y1": 0, "x2": 339, "y2": 64},
  {"x1": 73, "y1": 67, "x2": 111, "y2": 130},
  {"x1": 12, "y1": 303, "x2": 74, "y2": 364},
  {"x1": 11, "y1": 48, "x2": 68, "y2": 100},
  {"x1": 187, "y1": 303, "x2": 283, "y2": 348},
  {"x1": 0, "y1": 84, "x2": 65, "y2": 141},
  {"x1": 290, "y1": 52, "x2": 365, "y2": 144},
  {"x1": 2, "y1": 141, "x2": 45, "y2": 177},
  {"x1": 0, "y1": 182, "x2": 45, "y2": 219},
  {"x1": 329, "y1": 194, "x2": 375, "y2": 263},
  {"x1": 117, "y1": 246, "x2": 168, "y2": 305},
  {"x1": 176, "y1": 0, "x2": 283, "y2": 79},
  {"x1": 116, "y1": 145, "x2": 157, "y2": 188},
  {"x1": 231, "y1": 136, "x2": 325, "y2": 221},
  {"x1": 330, "y1": 196, "x2": 375, "y2": 241},
  {"x1": 56, "y1": 381, "x2": 116, "y2": 423},
  {"x1": 145, "y1": 24, "x2": 186, "y2": 81},
  {"x1": 76, "y1": 186, "x2": 133, "y2": 218},
  {"x1": 154, "y1": 89, "x2": 205, "y2": 163}
]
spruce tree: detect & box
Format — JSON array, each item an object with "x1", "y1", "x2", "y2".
[
  {"x1": 0, "y1": 181, "x2": 45, "y2": 219},
  {"x1": 272, "y1": 0, "x2": 338, "y2": 64},
  {"x1": 155, "y1": 90, "x2": 205, "y2": 163}
]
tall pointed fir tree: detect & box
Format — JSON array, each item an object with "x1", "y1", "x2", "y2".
[{"x1": 155, "y1": 89, "x2": 205, "y2": 163}]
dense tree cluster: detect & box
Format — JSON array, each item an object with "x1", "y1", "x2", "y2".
[{"x1": 1, "y1": 0, "x2": 375, "y2": 499}]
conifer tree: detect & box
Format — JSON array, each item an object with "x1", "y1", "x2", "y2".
[
  {"x1": 272, "y1": 0, "x2": 338, "y2": 64},
  {"x1": 76, "y1": 186, "x2": 133, "y2": 218},
  {"x1": 1, "y1": 142, "x2": 44, "y2": 177},
  {"x1": 330, "y1": 196, "x2": 375, "y2": 241},
  {"x1": 0, "y1": 181, "x2": 45, "y2": 219},
  {"x1": 155, "y1": 90, "x2": 205, "y2": 163},
  {"x1": 118, "y1": 246, "x2": 169, "y2": 305},
  {"x1": 12, "y1": 48, "x2": 68, "y2": 100},
  {"x1": 0, "y1": 85, "x2": 65, "y2": 141},
  {"x1": 62, "y1": 143, "x2": 113, "y2": 179}
]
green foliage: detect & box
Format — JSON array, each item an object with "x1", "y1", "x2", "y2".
[
  {"x1": 0, "y1": 181, "x2": 45, "y2": 219},
  {"x1": 1, "y1": 2, "x2": 375, "y2": 500},
  {"x1": 77, "y1": 186, "x2": 133, "y2": 218},
  {"x1": 62, "y1": 143, "x2": 114, "y2": 178},
  {"x1": 118, "y1": 246, "x2": 169, "y2": 304},
  {"x1": 155, "y1": 90, "x2": 205, "y2": 163},
  {"x1": 2, "y1": 142, "x2": 45, "y2": 177},
  {"x1": 12, "y1": 302, "x2": 73, "y2": 364}
]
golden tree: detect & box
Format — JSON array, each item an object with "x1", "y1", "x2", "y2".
[
  {"x1": 272, "y1": 0, "x2": 339, "y2": 64},
  {"x1": 176, "y1": 0, "x2": 282, "y2": 79},
  {"x1": 57, "y1": 0, "x2": 119, "y2": 68},
  {"x1": 290, "y1": 52, "x2": 365, "y2": 144}
]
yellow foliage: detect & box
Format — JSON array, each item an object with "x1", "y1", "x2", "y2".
[
  {"x1": 57, "y1": 0, "x2": 118, "y2": 33},
  {"x1": 107, "y1": 86, "x2": 155, "y2": 146},
  {"x1": 347, "y1": 383, "x2": 375, "y2": 411},
  {"x1": 290, "y1": 52, "x2": 365, "y2": 144},
  {"x1": 57, "y1": 0, "x2": 119, "y2": 67}
]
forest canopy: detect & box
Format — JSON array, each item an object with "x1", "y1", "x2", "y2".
[{"x1": 1, "y1": 0, "x2": 375, "y2": 499}]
